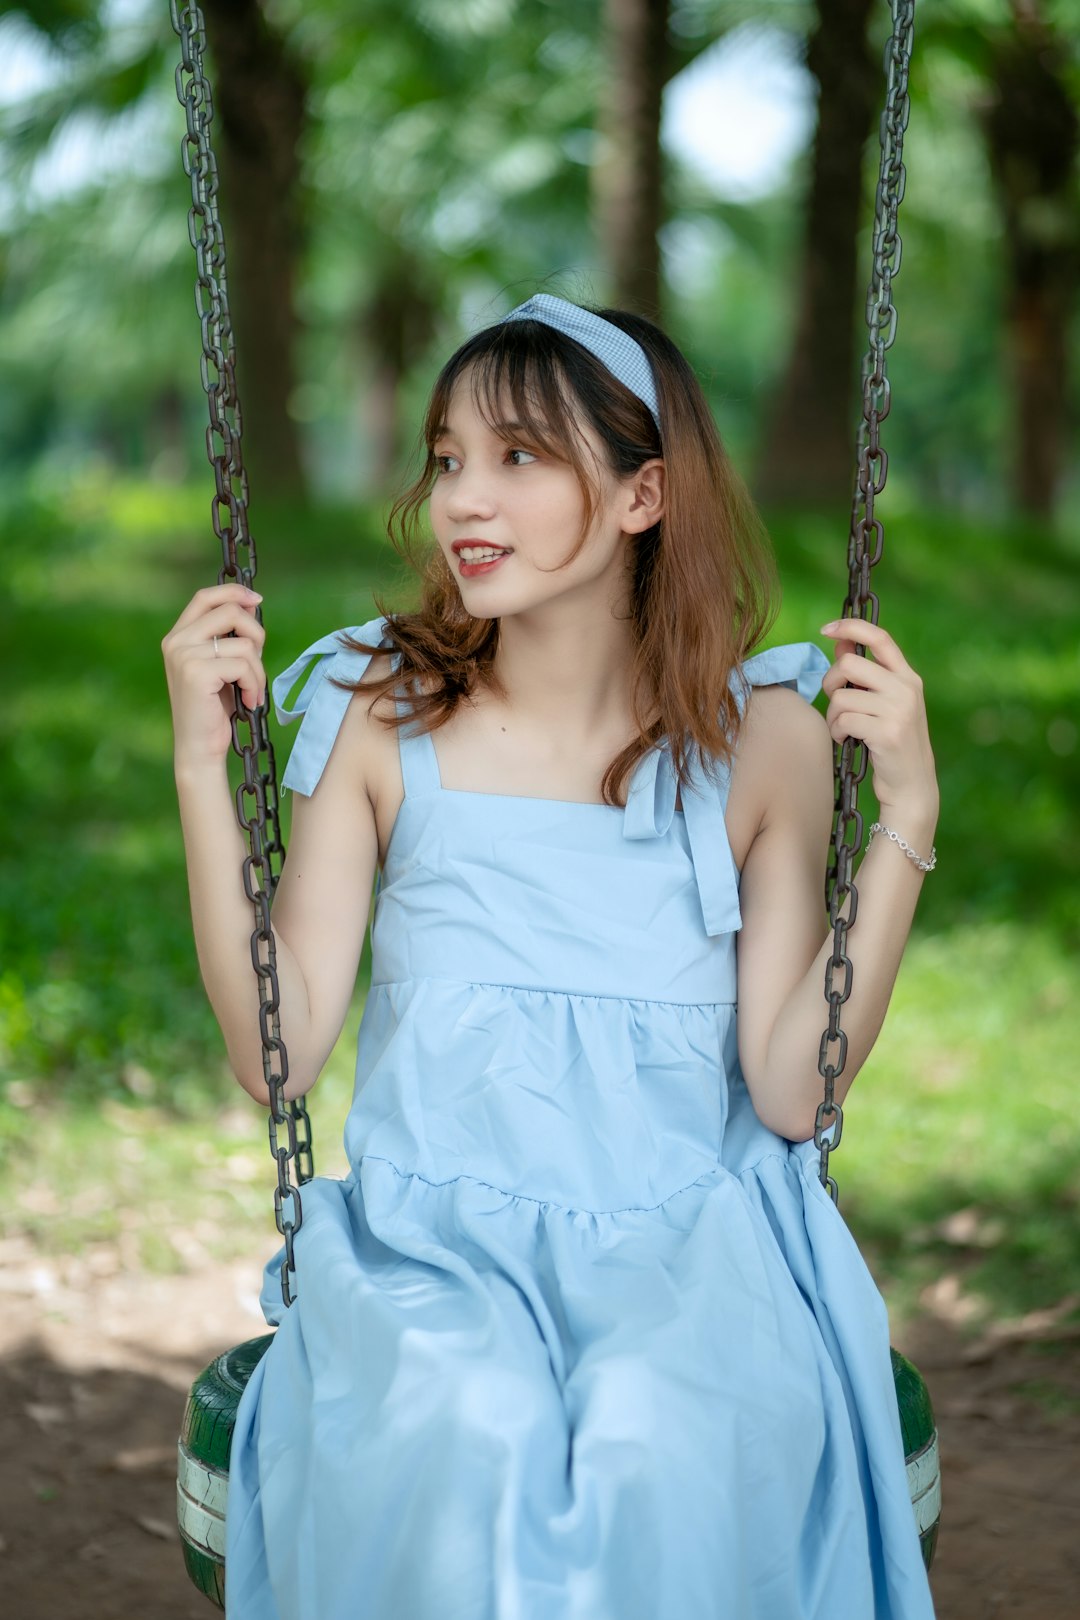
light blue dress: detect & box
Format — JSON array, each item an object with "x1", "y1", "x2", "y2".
[{"x1": 224, "y1": 614, "x2": 937, "y2": 1620}]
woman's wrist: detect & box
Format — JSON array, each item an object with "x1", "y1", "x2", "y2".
[
  {"x1": 875, "y1": 796, "x2": 938, "y2": 843},
  {"x1": 174, "y1": 752, "x2": 230, "y2": 788},
  {"x1": 867, "y1": 801, "x2": 939, "y2": 872},
  {"x1": 867, "y1": 822, "x2": 939, "y2": 874}
]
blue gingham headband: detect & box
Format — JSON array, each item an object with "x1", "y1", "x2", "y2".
[{"x1": 498, "y1": 293, "x2": 661, "y2": 429}]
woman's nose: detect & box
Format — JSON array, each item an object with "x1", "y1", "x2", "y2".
[{"x1": 443, "y1": 464, "x2": 497, "y2": 522}]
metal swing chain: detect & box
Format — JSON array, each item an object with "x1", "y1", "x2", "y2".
[
  {"x1": 815, "y1": 0, "x2": 915, "y2": 1205},
  {"x1": 170, "y1": 0, "x2": 313, "y2": 1309}
]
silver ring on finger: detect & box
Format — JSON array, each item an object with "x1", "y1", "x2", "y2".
[{"x1": 213, "y1": 635, "x2": 220, "y2": 657}]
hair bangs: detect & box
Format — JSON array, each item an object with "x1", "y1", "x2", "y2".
[{"x1": 424, "y1": 324, "x2": 598, "y2": 471}]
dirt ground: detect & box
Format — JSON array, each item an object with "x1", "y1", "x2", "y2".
[{"x1": 2, "y1": 1229, "x2": 1078, "y2": 1619}]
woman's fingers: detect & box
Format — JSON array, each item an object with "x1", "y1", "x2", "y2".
[
  {"x1": 822, "y1": 618, "x2": 906, "y2": 664},
  {"x1": 203, "y1": 650, "x2": 265, "y2": 712},
  {"x1": 824, "y1": 685, "x2": 907, "y2": 746},
  {"x1": 163, "y1": 585, "x2": 271, "y2": 767},
  {"x1": 819, "y1": 620, "x2": 926, "y2": 714},
  {"x1": 820, "y1": 651, "x2": 890, "y2": 697},
  {"x1": 163, "y1": 586, "x2": 268, "y2": 703},
  {"x1": 191, "y1": 617, "x2": 266, "y2": 666},
  {"x1": 819, "y1": 619, "x2": 936, "y2": 813},
  {"x1": 165, "y1": 598, "x2": 266, "y2": 656},
  {"x1": 166, "y1": 613, "x2": 265, "y2": 682},
  {"x1": 167, "y1": 582, "x2": 262, "y2": 637},
  {"x1": 179, "y1": 644, "x2": 265, "y2": 709},
  {"x1": 162, "y1": 586, "x2": 266, "y2": 697},
  {"x1": 819, "y1": 616, "x2": 915, "y2": 676}
]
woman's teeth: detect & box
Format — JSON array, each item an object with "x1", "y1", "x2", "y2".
[{"x1": 458, "y1": 547, "x2": 509, "y2": 561}]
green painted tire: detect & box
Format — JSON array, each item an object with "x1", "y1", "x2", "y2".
[
  {"x1": 176, "y1": 1333, "x2": 274, "y2": 1610},
  {"x1": 177, "y1": 1334, "x2": 940, "y2": 1605},
  {"x1": 891, "y1": 1347, "x2": 941, "y2": 1570}
]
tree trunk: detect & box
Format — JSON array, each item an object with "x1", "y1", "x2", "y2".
[
  {"x1": 151, "y1": 383, "x2": 189, "y2": 482},
  {"x1": 357, "y1": 259, "x2": 439, "y2": 495},
  {"x1": 754, "y1": 0, "x2": 879, "y2": 512},
  {"x1": 201, "y1": 0, "x2": 308, "y2": 502},
  {"x1": 593, "y1": 0, "x2": 670, "y2": 318},
  {"x1": 980, "y1": 3, "x2": 1079, "y2": 522}
]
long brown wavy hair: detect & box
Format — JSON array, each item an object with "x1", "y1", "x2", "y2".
[{"x1": 330, "y1": 303, "x2": 781, "y2": 804}]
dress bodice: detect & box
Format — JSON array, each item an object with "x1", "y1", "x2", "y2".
[{"x1": 271, "y1": 615, "x2": 830, "y2": 1007}]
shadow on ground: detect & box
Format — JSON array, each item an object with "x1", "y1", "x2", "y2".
[{"x1": 1, "y1": 1304, "x2": 1078, "y2": 1618}]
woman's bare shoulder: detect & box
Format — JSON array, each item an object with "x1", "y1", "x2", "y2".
[
  {"x1": 730, "y1": 685, "x2": 833, "y2": 844},
  {"x1": 741, "y1": 682, "x2": 831, "y2": 752},
  {"x1": 330, "y1": 649, "x2": 402, "y2": 785},
  {"x1": 353, "y1": 647, "x2": 400, "y2": 699}
]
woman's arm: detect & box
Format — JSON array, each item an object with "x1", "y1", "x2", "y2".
[
  {"x1": 165, "y1": 587, "x2": 378, "y2": 1105},
  {"x1": 256, "y1": 693, "x2": 379, "y2": 1103},
  {"x1": 735, "y1": 621, "x2": 939, "y2": 1142}
]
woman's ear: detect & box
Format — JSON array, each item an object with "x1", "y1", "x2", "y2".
[{"x1": 623, "y1": 458, "x2": 665, "y2": 533}]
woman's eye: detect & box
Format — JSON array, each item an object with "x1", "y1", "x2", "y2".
[
  {"x1": 508, "y1": 448, "x2": 536, "y2": 466},
  {"x1": 434, "y1": 453, "x2": 459, "y2": 474}
]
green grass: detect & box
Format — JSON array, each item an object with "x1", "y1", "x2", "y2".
[
  {"x1": 830, "y1": 918, "x2": 1080, "y2": 1331},
  {"x1": 2, "y1": 470, "x2": 1078, "y2": 1352}
]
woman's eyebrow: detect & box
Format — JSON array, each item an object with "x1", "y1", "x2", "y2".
[
  {"x1": 492, "y1": 418, "x2": 553, "y2": 438},
  {"x1": 430, "y1": 419, "x2": 522, "y2": 435},
  {"x1": 432, "y1": 418, "x2": 543, "y2": 440}
]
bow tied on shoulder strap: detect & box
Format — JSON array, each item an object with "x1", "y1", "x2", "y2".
[
  {"x1": 623, "y1": 737, "x2": 744, "y2": 938},
  {"x1": 270, "y1": 619, "x2": 393, "y2": 798},
  {"x1": 623, "y1": 642, "x2": 830, "y2": 939}
]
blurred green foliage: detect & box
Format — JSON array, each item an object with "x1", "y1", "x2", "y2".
[{"x1": 2, "y1": 0, "x2": 1077, "y2": 510}]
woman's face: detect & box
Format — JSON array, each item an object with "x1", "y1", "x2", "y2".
[{"x1": 427, "y1": 374, "x2": 642, "y2": 621}]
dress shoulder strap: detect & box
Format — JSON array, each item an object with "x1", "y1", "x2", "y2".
[
  {"x1": 270, "y1": 615, "x2": 396, "y2": 796},
  {"x1": 623, "y1": 640, "x2": 830, "y2": 939},
  {"x1": 393, "y1": 683, "x2": 442, "y2": 799},
  {"x1": 730, "y1": 641, "x2": 831, "y2": 720}
]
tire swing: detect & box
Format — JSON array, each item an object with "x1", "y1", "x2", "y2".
[{"x1": 168, "y1": 1, "x2": 938, "y2": 1607}]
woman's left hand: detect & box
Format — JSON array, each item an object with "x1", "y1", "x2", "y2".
[{"x1": 819, "y1": 618, "x2": 939, "y2": 821}]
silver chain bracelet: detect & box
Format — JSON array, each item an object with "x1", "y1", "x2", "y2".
[{"x1": 866, "y1": 821, "x2": 937, "y2": 872}]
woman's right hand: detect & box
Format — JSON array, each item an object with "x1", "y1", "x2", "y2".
[{"x1": 162, "y1": 583, "x2": 267, "y2": 770}]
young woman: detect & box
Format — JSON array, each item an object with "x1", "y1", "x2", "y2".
[{"x1": 163, "y1": 294, "x2": 939, "y2": 1618}]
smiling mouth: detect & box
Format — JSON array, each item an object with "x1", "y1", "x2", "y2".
[
  {"x1": 455, "y1": 547, "x2": 512, "y2": 578},
  {"x1": 454, "y1": 545, "x2": 512, "y2": 561}
]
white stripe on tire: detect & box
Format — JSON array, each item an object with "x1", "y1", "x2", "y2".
[
  {"x1": 177, "y1": 1440, "x2": 228, "y2": 1560},
  {"x1": 906, "y1": 1430, "x2": 941, "y2": 1535}
]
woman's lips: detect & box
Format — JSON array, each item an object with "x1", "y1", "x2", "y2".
[{"x1": 456, "y1": 549, "x2": 512, "y2": 578}]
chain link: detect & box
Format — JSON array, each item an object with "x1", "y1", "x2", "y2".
[
  {"x1": 817, "y1": 0, "x2": 915, "y2": 1205},
  {"x1": 170, "y1": 0, "x2": 313, "y2": 1309}
]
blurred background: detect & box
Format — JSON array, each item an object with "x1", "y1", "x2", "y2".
[{"x1": 0, "y1": 1, "x2": 1078, "y2": 1614}]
